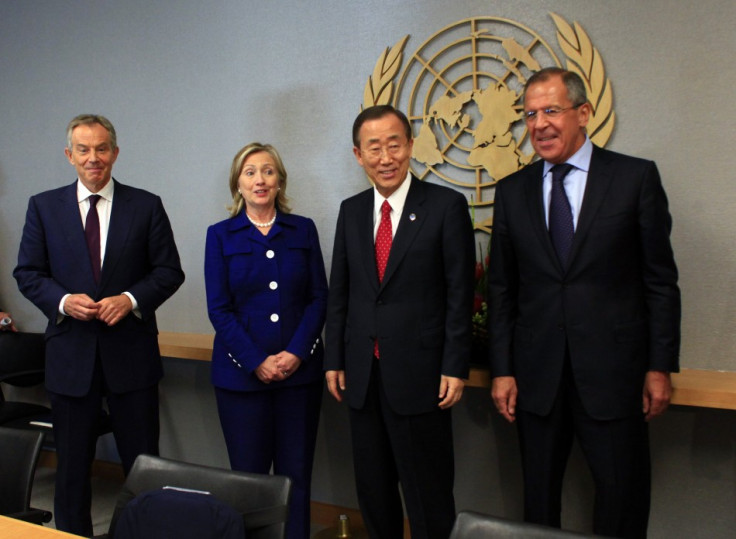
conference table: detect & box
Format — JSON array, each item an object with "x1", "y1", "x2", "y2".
[{"x1": 0, "y1": 516, "x2": 83, "y2": 538}]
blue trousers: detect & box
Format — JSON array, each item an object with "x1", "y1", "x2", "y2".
[{"x1": 215, "y1": 382, "x2": 322, "y2": 539}]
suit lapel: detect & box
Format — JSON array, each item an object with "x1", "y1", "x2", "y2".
[
  {"x1": 56, "y1": 183, "x2": 97, "y2": 285},
  {"x1": 101, "y1": 180, "x2": 135, "y2": 290},
  {"x1": 380, "y1": 177, "x2": 425, "y2": 289},
  {"x1": 567, "y1": 146, "x2": 613, "y2": 269},
  {"x1": 356, "y1": 191, "x2": 380, "y2": 292},
  {"x1": 523, "y1": 161, "x2": 562, "y2": 272}
]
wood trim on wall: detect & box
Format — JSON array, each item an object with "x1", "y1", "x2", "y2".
[{"x1": 158, "y1": 331, "x2": 736, "y2": 410}]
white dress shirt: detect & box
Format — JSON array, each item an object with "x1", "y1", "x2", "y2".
[
  {"x1": 373, "y1": 171, "x2": 412, "y2": 240},
  {"x1": 77, "y1": 179, "x2": 114, "y2": 264}
]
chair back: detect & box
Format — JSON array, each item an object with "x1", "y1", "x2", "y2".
[
  {"x1": 0, "y1": 426, "x2": 51, "y2": 523},
  {"x1": 0, "y1": 332, "x2": 46, "y2": 388},
  {"x1": 450, "y1": 511, "x2": 604, "y2": 538},
  {"x1": 0, "y1": 332, "x2": 111, "y2": 449},
  {"x1": 0, "y1": 332, "x2": 55, "y2": 450},
  {"x1": 108, "y1": 454, "x2": 292, "y2": 539}
]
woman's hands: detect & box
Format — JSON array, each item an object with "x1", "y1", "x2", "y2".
[{"x1": 254, "y1": 351, "x2": 302, "y2": 384}]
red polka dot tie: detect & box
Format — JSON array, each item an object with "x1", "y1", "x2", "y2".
[
  {"x1": 374, "y1": 200, "x2": 392, "y2": 357},
  {"x1": 375, "y1": 200, "x2": 392, "y2": 282}
]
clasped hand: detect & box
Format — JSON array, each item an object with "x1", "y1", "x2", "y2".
[
  {"x1": 64, "y1": 293, "x2": 132, "y2": 326},
  {"x1": 255, "y1": 351, "x2": 301, "y2": 384}
]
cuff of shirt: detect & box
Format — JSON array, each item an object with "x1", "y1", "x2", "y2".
[
  {"x1": 122, "y1": 291, "x2": 141, "y2": 318},
  {"x1": 58, "y1": 294, "x2": 71, "y2": 321}
]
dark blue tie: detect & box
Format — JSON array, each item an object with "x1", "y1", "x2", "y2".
[
  {"x1": 549, "y1": 163, "x2": 575, "y2": 266},
  {"x1": 85, "y1": 195, "x2": 101, "y2": 283}
]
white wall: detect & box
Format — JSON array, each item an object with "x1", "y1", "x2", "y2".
[{"x1": 2, "y1": 1, "x2": 735, "y2": 537}]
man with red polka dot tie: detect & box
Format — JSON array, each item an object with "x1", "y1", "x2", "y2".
[{"x1": 325, "y1": 105, "x2": 475, "y2": 539}]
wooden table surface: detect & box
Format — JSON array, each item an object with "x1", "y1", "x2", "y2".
[{"x1": 0, "y1": 516, "x2": 83, "y2": 539}]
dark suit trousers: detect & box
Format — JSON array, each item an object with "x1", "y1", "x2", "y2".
[
  {"x1": 516, "y1": 359, "x2": 651, "y2": 539},
  {"x1": 49, "y1": 358, "x2": 159, "y2": 536},
  {"x1": 349, "y1": 360, "x2": 456, "y2": 539}
]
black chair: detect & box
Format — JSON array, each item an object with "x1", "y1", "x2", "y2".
[
  {"x1": 0, "y1": 332, "x2": 52, "y2": 442},
  {"x1": 0, "y1": 426, "x2": 52, "y2": 524},
  {"x1": 105, "y1": 454, "x2": 292, "y2": 539},
  {"x1": 450, "y1": 511, "x2": 604, "y2": 538},
  {"x1": 0, "y1": 331, "x2": 111, "y2": 449}
]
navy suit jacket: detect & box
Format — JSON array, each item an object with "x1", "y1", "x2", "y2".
[
  {"x1": 325, "y1": 177, "x2": 475, "y2": 416},
  {"x1": 487, "y1": 146, "x2": 681, "y2": 420},
  {"x1": 205, "y1": 211, "x2": 327, "y2": 392},
  {"x1": 14, "y1": 180, "x2": 185, "y2": 397}
]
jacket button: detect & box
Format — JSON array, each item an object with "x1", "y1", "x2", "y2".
[
  {"x1": 269, "y1": 281, "x2": 278, "y2": 290},
  {"x1": 270, "y1": 313, "x2": 279, "y2": 322},
  {"x1": 266, "y1": 250, "x2": 275, "y2": 259}
]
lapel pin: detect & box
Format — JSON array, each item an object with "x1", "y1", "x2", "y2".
[{"x1": 409, "y1": 213, "x2": 417, "y2": 221}]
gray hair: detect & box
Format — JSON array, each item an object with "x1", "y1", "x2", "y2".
[
  {"x1": 66, "y1": 114, "x2": 117, "y2": 151},
  {"x1": 524, "y1": 67, "x2": 588, "y2": 107}
]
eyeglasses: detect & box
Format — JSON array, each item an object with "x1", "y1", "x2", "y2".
[
  {"x1": 361, "y1": 142, "x2": 408, "y2": 160},
  {"x1": 523, "y1": 103, "x2": 584, "y2": 123}
]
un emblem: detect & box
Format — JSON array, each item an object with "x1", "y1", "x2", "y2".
[{"x1": 363, "y1": 13, "x2": 615, "y2": 233}]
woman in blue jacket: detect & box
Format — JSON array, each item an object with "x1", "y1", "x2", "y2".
[{"x1": 205, "y1": 142, "x2": 327, "y2": 539}]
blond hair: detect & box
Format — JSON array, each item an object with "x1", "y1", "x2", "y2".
[{"x1": 226, "y1": 142, "x2": 291, "y2": 218}]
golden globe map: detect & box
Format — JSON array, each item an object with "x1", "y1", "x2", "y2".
[{"x1": 363, "y1": 13, "x2": 615, "y2": 233}]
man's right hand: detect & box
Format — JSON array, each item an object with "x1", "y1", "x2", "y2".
[
  {"x1": 491, "y1": 375, "x2": 518, "y2": 423},
  {"x1": 325, "y1": 370, "x2": 346, "y2": 402},
  {"x1": 63, "y1": 294, "x2": 100, "y2": 321}
]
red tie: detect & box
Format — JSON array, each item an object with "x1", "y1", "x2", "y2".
[
  {"x1": 85, "y1": 195, "x2": 101, "y2": 283},
  {"x1": 374, "y1": 200, "x2": 392, "y2": 357},
  {"x1": 375, "y1": 200, "x2": 392, "y2": 282}
]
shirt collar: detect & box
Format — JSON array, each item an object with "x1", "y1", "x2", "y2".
[
  {"x1": 543, "y1": 136, "x2": 593, "y2": 176},
  {"x1": 77, "y1": 178, "x2": 115, "y2": 203},
  {"x1": 373, "y1": 171, "x2": 412, "y2": 213}
]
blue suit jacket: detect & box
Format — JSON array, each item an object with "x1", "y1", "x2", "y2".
[
  {"x1": 14, "y1": 180, "x2": 185, "y2": 397},
  {"x1": 488, "y1": 146, "x2": 681, "y2": 420},
  {"x1": 205, "y1": 211, "x2": 327, "y2": 391}
]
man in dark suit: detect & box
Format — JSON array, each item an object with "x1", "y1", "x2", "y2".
[
  {"x1": 487, "y1": 68, "x2": 680, "y2": 538},
  {"x1": 325, "y1": 105, "x2": 475, "y2": 539},
  {"x1": 14, "y1": 114, "x2": 185, "y2": 536}
]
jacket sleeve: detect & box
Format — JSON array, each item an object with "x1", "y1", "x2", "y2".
[
  {"x1": 14, "y1": 195, "x2": 71, "y2": 321},
  {"x1": 637, "y1": 161, "x2": 681, "y2": 372},
  {"x1": 486, "y1": 180, "x2": 519, "y2": 378},
  {"x1": 439, "y1": 192, "x2": 475, "y2": 379},
  {"x1": 204, "y1": 224, "x2": 268, "y2": 372},
  {"x1": 324, "y1": 202, "x2": 349, "y2": 371},
  {"x1": 124, "y1": 195, "x2": 185, "y2": 320}
]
